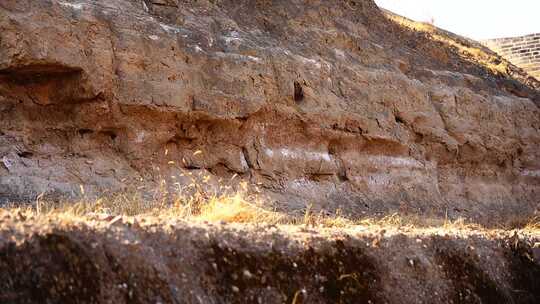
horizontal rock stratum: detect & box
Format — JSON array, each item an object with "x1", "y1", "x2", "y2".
[{"x1": 1, "y1": 0, "x2": 540, "y2": 226}]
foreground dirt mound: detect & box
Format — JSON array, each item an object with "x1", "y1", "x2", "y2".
[
  {"x1": 0, "y1": 211, "x2": 539, "y2": 303},
  {"x1": 1, "y1": 0, "x2": 540, "y2": 225}
]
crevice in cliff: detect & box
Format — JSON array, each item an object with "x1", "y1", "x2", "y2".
[
  {"x1": 293, "y1": 80, "x2": 304, "y2": 102},
  {"x1": 0, "y1": 63, "x2": 100, "y2": 105}
]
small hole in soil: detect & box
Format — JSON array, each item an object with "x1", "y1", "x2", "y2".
[
  {"x1": 337, "y1": 171, "x2": 349, "y2": 182},
  {"x1": 78, "y1": 129, "x2": 94, "y2": 137},
  {"x1": 17, "y1": 151, "x2": 33, "y2": 158},
  {"x1": 100, "y1": 130, "x2": 117, "y2": 141},
  {"x1": 294, "y1": 81, "x2": 304, "y2": 102},
  {"x1": 395, "y1": 115, "x2": 405, "y2": 124}
]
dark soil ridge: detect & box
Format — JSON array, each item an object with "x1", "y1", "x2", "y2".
[{"x1": 0, "y1": 213, "x2": 539, "y2": 303}]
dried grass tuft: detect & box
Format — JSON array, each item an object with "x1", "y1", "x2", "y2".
[{"x1": 4, "y1": 178, "x2": 539, "y2": 235}]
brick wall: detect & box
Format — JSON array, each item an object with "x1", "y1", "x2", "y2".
[{"x1": 483, "y1": 33, "x2": 540, "y2": 80}]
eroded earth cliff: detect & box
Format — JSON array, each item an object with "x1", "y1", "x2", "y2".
[
  {"x1": 1, "y1": 0, "x2": 540, "y2": 224},
  {"x1": 1, "y1": 1, "x2": 540, "y2": 303}
]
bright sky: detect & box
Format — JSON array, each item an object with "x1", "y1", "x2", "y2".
[{"x1": 374, "y1": 0, "x2": 540, "y2": 40}]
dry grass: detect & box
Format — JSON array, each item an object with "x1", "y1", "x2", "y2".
[
  {"x1": 523, "y1": 216, "x2": 540, "y2": 233},
  {"x1": 3, "y1": 179, "x2": 538, "y2": 235},
  {"x1": 15, "y1": 181, "x2": 290, "y2": 225},
  {"x1": 384, "y1": 11, "x2": 512, "y2": 76}
]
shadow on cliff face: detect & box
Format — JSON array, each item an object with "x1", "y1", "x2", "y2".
[
  {"x1": 0, "y1": 63, "x2": 100, "y2": 105},
  {"x1": 207, "y1": 239, "x2": 384, "y2": 304}
]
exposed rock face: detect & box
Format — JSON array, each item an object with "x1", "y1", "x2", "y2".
[{"x1": 0, "y1": 0, "x2": 539, "y2": 225}]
